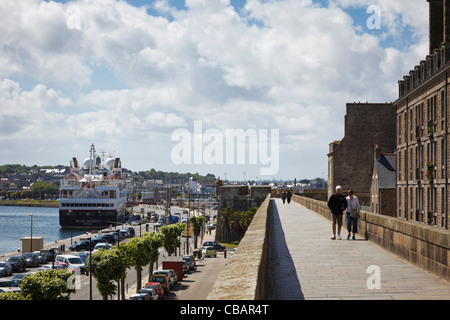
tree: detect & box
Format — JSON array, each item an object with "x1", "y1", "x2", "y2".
[
  {"x1": 19, "y1": 269, "x2": 76, "y2": 300},
  {"x1": 146, "y1": 232, "x2": 164, "y2": 281},
  {"x1": 160, "y1": 223, "x2": 183, "y2": 256},
  {"x1": 20, "y1": 190, "x2": 35, "y2": 199},
  {"x1": 189, "y1": 215, "x2": 205, "y2": 249},
  {"x1": 220, "y1": 207, "x2": 233, "y2": 243},
  {"x1": 114, "y1": 245, "x2": 132, "y2": 300},
  {"x1": 124, "y1": 235, "x2": 152, "y2": 292},
  {"x1": 87, "y1": 248, "x2": 127, "y2": 300},
  {"x1": 0, "y1": 291, "x2": 28, "y2": 300},
  {"x1": 32, "y1": 181, "x2": 59, "y2": 199},
  {"x1": 225, "y1": 207, "x2": 258, "y2": 242}
]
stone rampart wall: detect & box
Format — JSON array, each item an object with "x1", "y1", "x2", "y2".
[{"x1": 207, "y1": 194, "x2": 272, "y2": 300}]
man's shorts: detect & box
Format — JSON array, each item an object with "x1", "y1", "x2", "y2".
[{"x1": 331, "y1": 213, "x2": 343, "y2": 226}]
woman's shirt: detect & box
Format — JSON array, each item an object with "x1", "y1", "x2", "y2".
[{"x1": 346, "y1": 196, "x2": 360, "y2": 213}]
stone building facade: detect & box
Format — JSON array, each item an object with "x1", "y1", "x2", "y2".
[
  {"x1": 371, "y1": 143, "x2": 396, "y2": 216},
  {"x1": 328, "y1": 103, "x2": 396, "y2": 205},
  {"x1": 395, "y1": 0, "x2": 450, "y2": 229}
]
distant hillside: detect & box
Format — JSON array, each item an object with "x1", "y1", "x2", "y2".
[{"x1": 0, "y1": 164, "x2": 217, "y2": 184}]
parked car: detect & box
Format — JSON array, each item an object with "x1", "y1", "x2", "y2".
[
  {"x1": 144, "y1": 282, "x2": 164, "y2": 299},
  {"x1": 105, "y1": 231, "x2": 122, "y2": 241},
  {"x1": 44, "y1": 248, "x2": 61, "y2": 262},
  {"x1": 37, "y1": 265, "x2": 52, "y2": 272},
  {"x1": 91, "y1": 236, "x2": 111, "y2": 246},
  {"x1": 34, "y1": 251, "x2": 48, "y2": 264},
  {"x1": 6, "y1": 255, "x2": 26, "y2": 272},
  {"x1": 201, "y1": 246, "x2": 216, "y2": 258},
  {"x1": 69, "y1": 240, "x2": 95, "y2": 252},
  {"x1": 55, "y1": 255, "x2": 86, "y2": 274},
  {"x1": 166, "y1": 269, "x2": 178, "y2": 283},
  {"x1": 149, "y1": 274, "x2": 170, "y2": 294},
  {"x1": 0, "y1": 279, "x2": 14, "y2": 287},
  {"x1": 93, "y1": 242, "x2": 112, "y2": 252},
  {"x1": 22, "y1": 252, "x2": 40, "y2": 267},
  {"x1": 0, "y1": 279, "x2": 21, "y2": 293},
  {"x1": 129, "y1": 293, "x2": 151, "y2": 300},
  {"x1": 0, "y1": 261, "x2": 13, "y2": 277},
  {"x1": 183, "y1": 255, "x2": 196, "y2": 271},
  {"x1": 97, "y1": 234, "x2": 117, "y2": 244},
  {"x1": 137, "y1": 288, "x2": 158, "y2": 300},
  {"x1": 11, "y1": 273, "x2": 32, "y2": 287},
  {"x1": 119, "y1": 229, "x2": 131, "y2": 238},
  {"x1": 125, "y1": 227, "x2": 135, "y2": 237},
  {"x1": 153, "y1": 270, "x2": 175, "y2": 287},
  {"x1": 182, "y1": 260, "x2": 190, "y2": 274},
  {"x1": 202, "y1": 241, "x2": 225, "y2": 252},
  {"x1": 77, "y1": 252, "x2": 90, "y2": 264}
]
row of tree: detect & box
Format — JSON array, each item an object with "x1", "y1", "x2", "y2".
[
  {"x1": 220, "y1": 206, "x2": 258, "y2": 242},
  {"x1": 0, "y1": 222, "x2": 189, "y2": 300}
]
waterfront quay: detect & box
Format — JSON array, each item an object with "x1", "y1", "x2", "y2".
[{"x1": 0, "y1": 204, "x2": 155, "y2": 260}]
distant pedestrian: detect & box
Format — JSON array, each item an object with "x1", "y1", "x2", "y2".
[
  {"x1": 281, "y1": 192, "x2": 287, "y2": 204},
  {"x1": 327, "y1": 185, "x2": 347, "y2": 240},
  {"x1": 345, "y1": 189, "x2": 360, "y2": 240},
  {"x1": 286, "y1": 190, "x2": 292, "y2": 204}
]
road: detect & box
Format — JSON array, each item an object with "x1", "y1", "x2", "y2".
[
  {"x1": 165, "y1": 252, "x2": 228, "y2": 300},
  {"x1": 1, "y1": 204, "x2": 225, "y2": 300}
]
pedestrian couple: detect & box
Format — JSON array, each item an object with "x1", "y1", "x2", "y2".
[
  {"x1": 281, "y1": 190, "x2": 292, "y2": 204},
  {"x1": 327, "y1": 185, "x2": 360, "y2": 240}
]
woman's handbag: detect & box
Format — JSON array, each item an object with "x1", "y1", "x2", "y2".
[{"x1": 349, "y1": 199, "x2": 359, "y2": 218}]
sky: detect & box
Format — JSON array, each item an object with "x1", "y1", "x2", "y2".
[{"x1": 0, "y1": 0, "x2": 429, "y2": 181}]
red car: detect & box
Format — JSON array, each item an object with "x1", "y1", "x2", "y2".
[{"x1": 144, "y1": 282, "x2": 164, "y2": 299}]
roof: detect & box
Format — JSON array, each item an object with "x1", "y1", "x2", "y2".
[{"x1": 375, "y1": 154, "x2": 396, "y2": 189}]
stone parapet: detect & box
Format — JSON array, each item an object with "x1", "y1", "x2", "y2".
[{"x1": 207, "y1": 194, "x2": 272, "y2": 300}]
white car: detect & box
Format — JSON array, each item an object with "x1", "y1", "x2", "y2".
[
  {"x1": 137, "y1": 288, "x2": 158, "y2": 300},
  {"x1": 93, "y1": 242, "x2": 112, "y2": 252},
  {"x1": 55, "y1": 255, "x2": 86, "y2": 274}
]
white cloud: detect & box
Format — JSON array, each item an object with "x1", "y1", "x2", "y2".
[{"x1": 0, "y1": 0, "x2": 429, "y2": 179}]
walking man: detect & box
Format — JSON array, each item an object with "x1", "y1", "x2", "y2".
[
  {"x1": 286, "y1": 190, "x2": 292, "y2": 204},
  {"x1": 327, "y1": 185, "x2": 347, "y2": 240}
]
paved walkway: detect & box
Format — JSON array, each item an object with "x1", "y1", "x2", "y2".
[{"x1": 267, "y1": 198, "x2": 450, "y2": 300}]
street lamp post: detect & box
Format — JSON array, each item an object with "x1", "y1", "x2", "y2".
[{"x1": 28, "y1": 214, "x2": 33, "y2": 253}]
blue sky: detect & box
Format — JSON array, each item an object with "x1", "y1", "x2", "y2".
[{"x1": 0, "y1": 0, "x2": 428, "y2": 181}]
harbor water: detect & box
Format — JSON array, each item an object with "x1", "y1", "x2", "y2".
[{"x1": 0, "y1": 206, "x2": 86, "y2": 256}]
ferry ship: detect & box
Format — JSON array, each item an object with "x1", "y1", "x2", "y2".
[{"x1": 59, "y1": 144, "x2": 130, "y2": 229}]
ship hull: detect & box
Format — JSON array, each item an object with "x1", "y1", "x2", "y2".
[{"x1": 59, "y1": 209, "x2": 126, "y2": 229}]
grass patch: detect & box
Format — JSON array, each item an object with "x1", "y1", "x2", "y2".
[{"x1": 219, "y1": 241, "x2": 239, "y2": 249}]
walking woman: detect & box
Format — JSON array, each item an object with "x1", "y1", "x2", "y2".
[{"x1": 345, "y1": 189, "x2": 360, "y2": 240}]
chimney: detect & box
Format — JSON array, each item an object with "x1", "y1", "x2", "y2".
[
  {"x1": 374, "y1": 143, "x2": 381, "y2": 160},
  {"x1": 428, "y1": 0, "x2": 444, "y2": 53},
  {"x1": 445, "y1": 0, "x2": 450, "y2": 42}
]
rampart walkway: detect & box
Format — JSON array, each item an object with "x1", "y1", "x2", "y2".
[{"x1": 267, "y1": 198, "x2": 450, "y2": 300}]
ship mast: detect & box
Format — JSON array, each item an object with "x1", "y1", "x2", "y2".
[{"x1": 89, "y1": 143, "x2": 96, "y2": 176}]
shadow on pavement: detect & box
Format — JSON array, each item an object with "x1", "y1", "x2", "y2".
[{"x1": 267, "y1": 200, "x2": 304, "y2": 300}]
